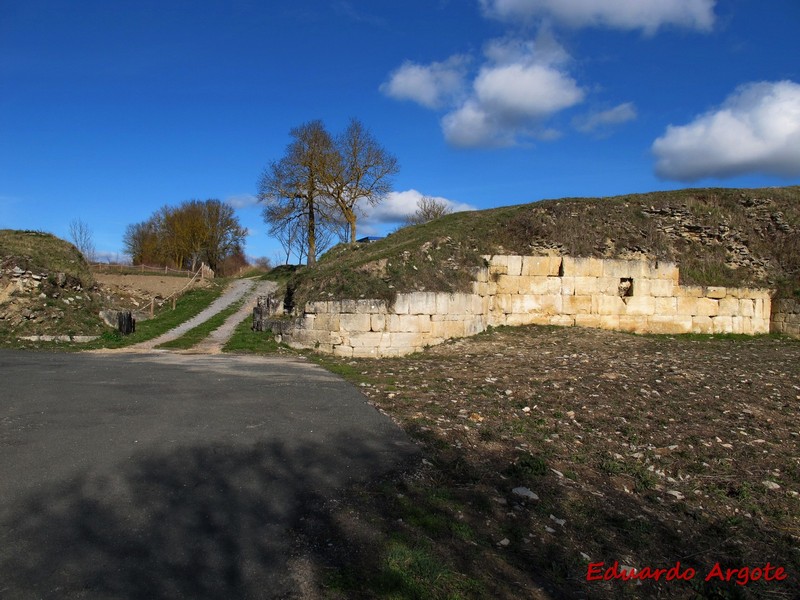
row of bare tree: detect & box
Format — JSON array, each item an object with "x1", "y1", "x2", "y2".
[
  {"x1": 122, "y1": 199, "x2": 247, "y2": 273},
  {"x1": 258, "y1": 119, "x2": 399, "y2": 266}
]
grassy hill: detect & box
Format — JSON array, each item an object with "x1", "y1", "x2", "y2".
[
  {"x1": 0, "y1": 230, "x2": 103, "y2": 340},
  {"x1": 0, "y1": 229, "x2": 93, "y2": 286},
  {"x1": 286, "y1": 187, "x2": 800, "y2": 312}
]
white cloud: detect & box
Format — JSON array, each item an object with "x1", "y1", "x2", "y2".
[
  {"x1": 441, "y1": 33, "x2": 584, "y2": 148},
  {"x1": 652, "y1": 80, "x2": 800, "y2": 181},
  {"x1": 379, "y1": 55, "x2": 469, "y2": 109},
  {"x1": 573, "y1": 102, "x2": 637, "y2": 133},
  {"x1": 225, "y1": 194, "x2": 259, "y2": 209},
  {"x1": 358, "y1": 189, "x2": 475, "y2": 234},
  {"x1": 480, "y1": 0, "x2": 716, "y2": 33}
]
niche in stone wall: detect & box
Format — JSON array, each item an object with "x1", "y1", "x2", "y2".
[{"x1": 618, "y1": 277, "x2": 634, "y2": 297}]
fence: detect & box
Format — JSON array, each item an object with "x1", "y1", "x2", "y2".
[{"x1": 90, "y1": 263, "x2": 214, "y2": 279}]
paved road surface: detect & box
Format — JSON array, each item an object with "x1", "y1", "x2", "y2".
[{"x1": 0, "y1": 350, "x2": 419, "y2": 598}]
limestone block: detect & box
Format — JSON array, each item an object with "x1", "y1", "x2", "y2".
[
  {"x1": 340, "y1": 299, "x2": 359, "y2": 313},
  {"x1": 492, "y1": 294, "x2": 513, "y2": 314},
  {"x1": 599, "y1": 315, "x2": 620, "y2": 329},
  {"x1": 752, "y1": 318, "x2": 769, "y2": 334},
  {"x1": 390, "y1": 332, "x2": 429, "y2": 348},
  {"x1": 678, "y1": 285, "x2": 704, "y2": 298},
  {"x1": 561, "y1": 277, "x2": 575, "y2": 295},
  {"x1": 754, "y1": 298, "x2": 765, "y2": 320},
  {"x1": 505, "y1": 313, "x2": 541, "y2": 326},
  {"x1": 465, "y1": 318, "x2": 487, "y2": 336},
  {"x1": 472, "y1": 295, "x2": 487, "y2": 315},
  {"x1": 573, "y1": 277, "x2": 602, "y2": 295},
  {"x1": 574, "y1": 314, "x2": 603, "y2": 329},
  {"x1": 762, "y1": 297, "x2": 771, "y2": 320},
  {"x1": 562, "y1": 295, "x2": 592, "y2": 315},
  {"x1": 706, "y1": 286, "x2": 727, "y2": 299},
  {"x1": 623, "y1": 296, "x2": 656, "y2": 316},
  {"x1": 371, "y1": 313, "x2": 386, "y2": 332},
  {"x1": 602, "y1": 259, "x2": 647, "y2": 279},
  {"x1": 393, "y1": 294, "x2": 411, "y2": 315},
  {"x1": 522, "y1": 256, "x2": 561, "y2": 276},
  {"x1": 472, "y1": 266, "x2": 489, "y2": 283},
  {"x1": 506, "y1": 255, "x2": 523, "y2": 276},
  {"x1": 305, "y1": 301, "x2": 328, "y2": 314},
  {"x1": 592, "y1": 294, "x2": 627, "y2": 315},
  {"x1": 696, "y1": 298, "x2": 720, "y2": 317},
  {"x1": 407, "y1": 292, "x2": 438, "y2": 315},
  {"x1": 618, "y1": 315, "x2": 647, "y2": 333},
  {"x1": 549, "y1": 315, "x2": 576, "y2": 327},
  {"x1": 355, "y1": 299, "x2": 387, "y2": 314},
  {"x1": 518, "y1": 276, "x2": 562, "y2": 295},
  {"x1": 315, "y1": 313, "x2": 341, "y2": 331},
  {"x1": 333, "y1": 345, "x2": 354, "y2": 358},
  {"x1": 655, "y1": 297, "x2": 677, "y2": 315},
  {"x1": 510, "y1": 295, "x2": 541, "y2": 314},
  {"x1": 711, "y1": 316, "x2": 734, "y2": 334},
  {"x1": 562, "y1": 256, "x2": 604, "y2": 277},
  {"x1": 496, "y1": 275, "x2": 521, "y2": 294},
  {"x1": 303, "y1": 314, "x2": 316, "y2": 329},
  {"x1": 732, "y1": 316, "x2": 754, "y2": 335},
  {"x1": 388, "y1": 314, "x2": 431, "y2": 333},
  {"x1": 339, "y1": 313, "x2": 371, "y2": 332},
  {"x1": 640, "y1": 278, "x2": 675, "y2": 297},
  {"x1": 350, "y1": 331, "x2": 390, "y2": 349},
  {"x1": 649, "y1": 261, "x2": 679, "y2": 281},
  {"x1": 647, "y1": 316, "x2": 693, "y2": 335},
  {"x1": 692, "y1": 316, "x2": 713, "y2": 334},
  {"x1": 717, "y1": 297, "x2": 739, "y2": 316},
  {"x1": 488, "y1": 255, "x2": 509, "y2": 275}
]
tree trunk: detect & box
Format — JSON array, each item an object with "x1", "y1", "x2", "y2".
[{"x1": 307, "y1": 200, "x2": 316, "y2": 266}]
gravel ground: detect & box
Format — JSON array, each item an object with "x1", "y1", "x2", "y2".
[{"x1": 313, "y1": 325, "x2": 800, "y2": 599}]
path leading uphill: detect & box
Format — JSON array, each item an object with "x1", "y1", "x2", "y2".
[{"x1": 127, "y1": 278, "x2": 277, "y2": 352}]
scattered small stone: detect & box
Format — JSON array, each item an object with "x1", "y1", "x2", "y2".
[
  {"x1": 550, "y1": 514, "x2": 566, "y2": 526},
  {"x1": 762, "y1": 480, "x2": 781, "y2": 491},
  {"x1": 497, "y1": 538, "x2": 510, "y2": 547},
  {"x1": 512, "y1": 487, "x2": 539, "y2": 500},
  {"x1": 666, "y1": 490, "x2": 685, "y2": 500}
]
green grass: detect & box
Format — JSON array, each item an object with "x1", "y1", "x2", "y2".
[
  {"x1": 285, "y1": 186, "x2": 800, "y2": 310},
  {"x1": 0, "y1": 229, "x2": 93, "y2": 285},
  {"x1": 84, "y1": 285, "x2": 226, "y2": 349},
  {"x1": 222, "y1": 315, "x2": 282, "y2": 354},
  {"x1": 154, "y1": 296, "x2": 246, "y2": 349}
]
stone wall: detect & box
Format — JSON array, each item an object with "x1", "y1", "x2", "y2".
[
  {"x1": 268, "y1": 255, "x2": 779, "y2": 358},
  {"x1": 771, "y1": 298, "x2": 800, "y2": 338}
]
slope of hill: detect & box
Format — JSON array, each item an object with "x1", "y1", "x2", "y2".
[
  {"x1": 286, "y1": 187, "x2": 799, "y2": 312},
  {"x1": 0, "y1": 230, "x2": 105, "y2": 339}
]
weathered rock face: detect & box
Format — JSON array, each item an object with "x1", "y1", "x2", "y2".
[
  {"x1": 264, "y1": 255, "x2": 789, "y2": 358},
  {"x1": 771, "y1": 299, "x2": 800, "y2": 338}
]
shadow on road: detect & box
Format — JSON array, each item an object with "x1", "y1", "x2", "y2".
[{"x1": 1, "y1": 434, "x2": 416, "y2": 599}]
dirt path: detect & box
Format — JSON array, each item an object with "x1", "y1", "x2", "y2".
[
  {"x1": 182, "y1": 280, "x2": 278, "y2": 354},
  {"x1": 125, "y1": 279, "x2": 276, "y2": 352}
]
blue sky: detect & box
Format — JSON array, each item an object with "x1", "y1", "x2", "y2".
[{"x1": 1, "y1": 0, "x2": 799, "y2": 264}]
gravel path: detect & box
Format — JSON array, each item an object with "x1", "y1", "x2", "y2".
[
  {"x1": 186, "y1": 279, "x2": 278, "y2": 354},
  {"x1": 128, "y1": 278, "x2": 272, "y2": 351}
]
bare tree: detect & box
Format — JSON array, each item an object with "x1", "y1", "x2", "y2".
[
  {"x1": 258, "y1": 120, "x2": 338, "y2": 266},
  {"x1": 326, "y1": 118, "x2": 399, "y2": 244},
  {"x1": 404, "y1": 196, "x2": 453, "y2": 226},
  {"x1": 68, "y1": 219, "x2": 96, "y2": 262}
]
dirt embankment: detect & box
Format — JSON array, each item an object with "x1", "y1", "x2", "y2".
[{"x1": 94, "y1": 273, "x2": 207, "y2": 300}]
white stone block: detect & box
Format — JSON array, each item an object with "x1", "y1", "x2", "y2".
[
  {"x1": 339, "y1": 313, "x2": 371, "y2": 332},
  {"x1": 655, "y1": 297, "x2": 677, "y2": 315},
  {"x1": 593, "y1": 295, "x2": 626, "y2": 315},
  {"x1": 562, "y1": 256, "x2": 604, "y2": 277},
  {"x1": 711, "y1": 316, "x2": 734, "y2": 334},
  {"x1": 624, "y1": 296, "x2": 656, "y2": 316},
  {"x1": 706, "y1": 286, "x2": 727, "y2": 299},
  {"x1": 521, "y1": 256, "x2": 561, "y2": 276},
  {"x1": 507, "y1": 255, "x2": 523, "y2": 276}
]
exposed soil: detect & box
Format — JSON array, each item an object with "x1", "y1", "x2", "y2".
[
  {"x1": 94, "y1": 273, "x2": 208, "y2": 301},
  {"x1": 306, "y1": 327, "x2": 800, "y2": 599}
]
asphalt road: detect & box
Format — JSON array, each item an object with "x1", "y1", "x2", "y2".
[{"x1": 0, "y1": 350, "x2": 419, "y2": 599}]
